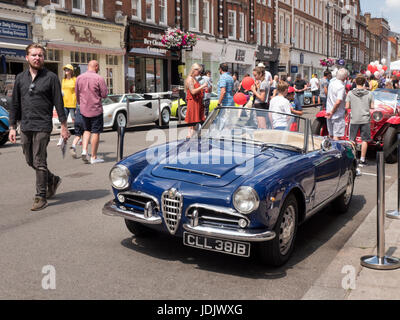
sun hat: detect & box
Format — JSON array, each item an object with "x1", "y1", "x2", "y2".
[{"x1": 63, "y1": 64, "x2": 74, "y2": 71}]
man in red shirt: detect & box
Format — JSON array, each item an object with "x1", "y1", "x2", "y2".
[{"x1": 75, "y1": 60, "x2": 108, "y2": 164}]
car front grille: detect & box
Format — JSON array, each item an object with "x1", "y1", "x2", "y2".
[
  {"x1": 161, "y1": 188, "x2": 183, "y2": 234},
  {"x1": 186, "y1": 205, "x2": 250, "y2": 229},
  {"x1": 118, "y1": 191, "x2": 159, "y2": 214}
]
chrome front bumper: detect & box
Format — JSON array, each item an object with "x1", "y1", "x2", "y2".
[
  {"x1": 103, "y1": 200, "x2": 276, "y2": 242},
  {"x1": 183, "y1": 224, "x2": 276, "y2": 242},
  {"x1": 102, "y1": 200, "x2": 162, "y2": 224}
]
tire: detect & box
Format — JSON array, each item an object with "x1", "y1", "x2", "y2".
[
  {"x1": 258, "y1": 194, "x2": 298, "y2": 267},
  {"x1": 155, "y1": 108, "x2": 170, "y2": 127},
  {"x1": 311, "y1": 118, "x2": 327, "y2": 136},
  {"x1": 180, "y1": 105, "x2": 187, "y2": 119},
  {"x1": 332, "y1": 167, "x2": 355, "y2": 214},
  {"x1": 113, "y1": 111, "x2": 127, "y2": 131},
  {"x1": 383, "y1": 126, "x2": 398, "y2": 164},
  {"x1": 0, "y1": 133, "x2": 8, "y2": 146},
  {"x1": 304, "y1": 97, "x2": 311, "y2": 105},
  {"x1": 124, "y1": 219, "x2": 153, "y2": 237}
]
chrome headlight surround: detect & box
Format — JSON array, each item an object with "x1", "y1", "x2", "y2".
[
  {"x1": 109, "y1": 164, "x2": 130, "y2": 190},
  {"x1": 372, "y1": 111, "x2": 383, "y2": 122},
  {"x1": 233, "y1": 186, "x2": 260, "y2": 214}
]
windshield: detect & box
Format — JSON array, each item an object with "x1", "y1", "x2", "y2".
[
  {"x1": 372, "y1": 91, "x2": 398, "y2": 111},
  {"x1": 200, "y1": 107, "x2": 320, "y2": 152},
  {"x1": 103, "y1": 95, "x2": 122, "y2": 105}
]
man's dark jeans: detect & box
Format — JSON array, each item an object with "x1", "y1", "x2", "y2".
[
  {"x1": 204, "y1": 99, "x2": 211, "y2": 118},
  {"x1": 21, "y1": 131, "x2": 54, "y2": 199}
]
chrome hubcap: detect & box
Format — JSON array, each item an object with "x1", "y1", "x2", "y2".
[
  {"x1": 344, "y1": 171, "x2": 354, "y2": 205},
  {"x1": 117, "y1": 114, "x2": 126, "y2": 127},
  {"x1": 162, "y1": 109, "x2": 169, "y2": 122},
  {"x1": 279, "y1": 205, "x2": 296, "y2": 255}
]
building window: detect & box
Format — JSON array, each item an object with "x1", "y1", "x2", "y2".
[
  {"x1": 279, "y1": 16, "x2": 284, "y2": 44},
  {"x1": 189, "y1": 0, "x2": 199, "y2": 31},
  {"x1": 285, "y1": 17, "x2": 290, "y2": 45},
  {"x1": 146, "y1": 0, "x2": 155, "y2": 22},
  {"x1": 132, "y1": 0, "x2": 141, "y2": 19},
  {"x1": 203, "y1": 1, "x2": 210, "y2": 33},
  {"x1": 268, "y1": 23, "x2": 272, "y2": 46},
  {"x1": 72, "y1": 0, "x2": 85, "y2": 13},
  {"x1": 305, "y1": 0, "x2": 309, "y2": 14},
  {"x1": 160, "y1": 0, "x2": 167, "y2": 24},
  {"x1": 70, "y1": 51, "x2": 98, "y2": 64},
  {"x1": 305, "y1": 25, "x2": 309, "y2": 51},
  {"x1": 239, "y1": 12, "x2": 245, "y2": 41},
  {"x1": 45, "y1": 49, "x2": 60, "y2": 62},
  {"x1": 310, "y1": 27, "x2": 314, "y2": 52},
  {"x1": 256, "y1": 20, "x2": 261, "y2": 45},
  {"x1": 92, "y1": 0, "x2": 103, "y2": 17},
  {"x1": 295, "y1": 21, "x2": 299, "y2": 48},
  {"x1": 262, "y1": 22, "x2": 266, "y2": 46},
  {"x1": 310, "y1": 0, "x2": 314, "y2": 16},
  {"x1": 50, "y1": 0, "x2": 64, "y2": 7},
  {"x1": 228, "y1": 11, "x2": 236, "y2": 39},
  {"x1": 300, "y1": 23, "x2": 304, "y2": 49}
]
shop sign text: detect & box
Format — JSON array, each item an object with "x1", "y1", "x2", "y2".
[{"x1": 69, "y1": 26, "x2": 102, "y2": 45}]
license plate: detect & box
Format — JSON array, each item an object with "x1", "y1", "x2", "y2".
[{"x1": 183, "y1": 232, "x2": 250, "y2": 257}]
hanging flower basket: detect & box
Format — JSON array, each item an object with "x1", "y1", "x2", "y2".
[
  {"x1": 320, "y1": 58, "x2": 335, "y2": 68},
  {"x1": 161, "y1": 28, "x2": 198, "y2": 51}
]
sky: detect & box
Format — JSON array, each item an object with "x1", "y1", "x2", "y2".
[{"x1": 361, "y1": 0, "x2": 400, "y2": 33}]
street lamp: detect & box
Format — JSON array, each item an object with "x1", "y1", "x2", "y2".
[{"x1": 326, "y1": 1, "x2": 333, "y2": 68}]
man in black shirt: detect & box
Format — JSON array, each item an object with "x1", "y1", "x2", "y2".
[
  {"x1": 294, "y1": 74, "x2": 307, "y2": 107},
  {"x1": 9, "y1": 43, "x2": 70, "y2": 211}
]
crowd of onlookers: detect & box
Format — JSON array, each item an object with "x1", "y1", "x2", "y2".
[{"x1": 184, "y1": 61, "x2": 394, "y2": 167}]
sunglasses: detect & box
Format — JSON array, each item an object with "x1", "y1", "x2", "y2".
[{"x1": 28, "y1": 83, "x2": 35, "y2": 95}]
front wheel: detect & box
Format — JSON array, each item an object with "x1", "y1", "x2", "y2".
[
  {"x1": 258, "y1": 194, "x2": 298, "y2": 267},
  {"x1": 383, "y1": 126, "x2": 398, "y2": 164},
  {"x1": 304, "y1": 97, "x2": 311, "y2": 105},
  {"x1": 113, "y1": 111, "x2": 127, "y2": 131},
  {"x1": 124, "y1": 219, "x2": 154, "y2": 237},
  {"x1": 155, "y1": 108, "x2": 170, "y2": 127},
  {"x1": 332, "y1": 168, "x2": 355, "y2": 214},
  {"x1": 311, "y1": 118, "x2": 327, "y2": 136},
  {"x1": 0, "y1": 133, "x2": 8, "y2": 146}
]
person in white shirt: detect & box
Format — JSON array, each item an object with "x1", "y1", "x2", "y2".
[
  {"x1": 258, "y1": 62, "x2": 273, "y2": 85},
  {"x1": 269, "y1": 81, "x2": 292, "y2": 130},
  {"x1": 326, "y1": 68, "x2": 348, "y2": 140},
  {"x1": 310, "y1": 73, "x2": 320, "y2": 105}
]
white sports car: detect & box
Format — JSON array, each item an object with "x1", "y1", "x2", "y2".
[{"x1": 53, "y1": 93, "x2": 172, "y2": 130}]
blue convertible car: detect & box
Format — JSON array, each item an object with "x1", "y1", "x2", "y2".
[{"x1": 103, "y1": 107, "x2": 357, "y2": 266}]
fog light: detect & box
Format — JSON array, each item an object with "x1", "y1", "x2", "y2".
[
  {"x1": 238, "y1": 219, "x2": 248, "y2": 228},
  {"x1": 117, "y1": 194, "x2": 125, "y2": 203}
]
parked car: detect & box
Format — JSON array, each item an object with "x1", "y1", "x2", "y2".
[
  {"x1": 171, "y1": 92, "x2": 220, "y2": 119},
  {"x1": 53, "y1": 93, "x2": 172, "y2": 130},
  {"x1": 103, "y1": 107, "x2": 357, "y2": 266},
  {"x1": 303, "y1": 89, "x2": 313, "y2": 105},
  {"x1": 312, "y1": 88, "x2": 400, "y2": 163},
  {"x1": 0, "y1": 104, "x2": 9, "y2": 146}
]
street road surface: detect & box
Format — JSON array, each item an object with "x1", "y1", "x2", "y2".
[{"x1": 0, "y1": 108, "x2": 397, "y2": 299}]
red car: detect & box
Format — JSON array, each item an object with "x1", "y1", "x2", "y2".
[{"x1": 312, "y1": 88, "x2": 400, "y2": 163}]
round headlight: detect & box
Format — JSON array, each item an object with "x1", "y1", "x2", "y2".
[
  {"x1": 109, "y1": 165, "x2": 130, "y2": 190},
  {"x1": 372, "y1": 111, "x2": 383, "y2": 122},
  {"x1": 233, "y1": 186, "x2": 259, "y2": 214}
]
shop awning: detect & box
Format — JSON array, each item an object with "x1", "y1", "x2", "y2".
[
  {"x1": 0, "y1": 36, "x2": 31, "y2": 57},
  {"x1": 46, "y1": 42, "x2": 126, "y2": 56}
]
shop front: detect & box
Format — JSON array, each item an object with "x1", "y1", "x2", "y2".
[
  {"x1": 290, "y1": 50, "x2": 325, "y2": 80},
  {"x1": 41, "y1": 13, "x2": 126, "y2": 94},
  {"x1": 0, "y1": 4, "x2": 35, "y2": 96},
  {"x1": 128, "y1": 23, "x2": 179, "y2": 93},
  {"x1": 256, "y1": 46, "x2": 280, "y2": 77},
  {"x1": 224, "y1": 42, "x2": 257, "y2": 80}
]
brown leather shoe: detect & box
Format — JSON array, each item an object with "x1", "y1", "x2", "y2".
[
  {"x1": 31, "y1": 197, "x2": 48, "y2": 211},
  {"x1": 47, "y1": 176, "x2": 61, "y2": 199}
]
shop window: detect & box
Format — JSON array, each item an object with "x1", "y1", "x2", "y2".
[
  {"x1": 106, "y1": 68, "x2": 114, "y2": 94},
  {"x1": 106, "y1": 55, "x2": 118, "y2": 66},
  {"x1": 71, "y1": 51, "x2": 98, "y2": 63},
  {"x1": 45, "y1": 49, "x2": 60, "y2": 62}
]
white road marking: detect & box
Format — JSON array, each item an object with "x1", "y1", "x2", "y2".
[{"x1": 359, "y1": 171, "x2": 392, "y2": 179}]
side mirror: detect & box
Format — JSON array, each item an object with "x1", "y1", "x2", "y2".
[{"x1": 321, "y1": 137, "x2": 332, "y2": 151}]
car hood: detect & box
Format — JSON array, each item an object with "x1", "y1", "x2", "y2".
[{"x1": 150, "y1": 138, "x2": 292, "y2": 187}]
